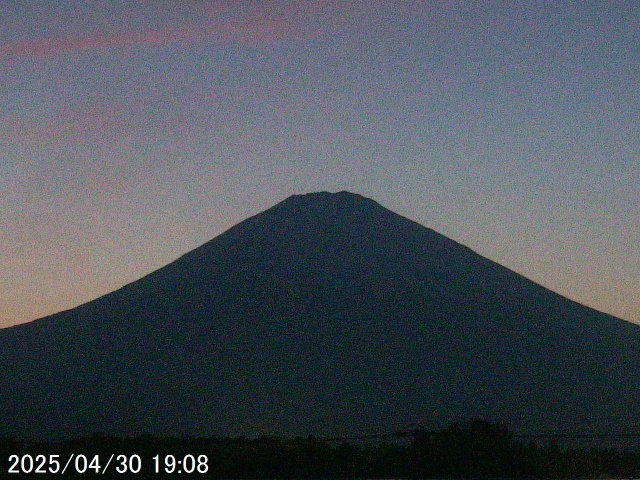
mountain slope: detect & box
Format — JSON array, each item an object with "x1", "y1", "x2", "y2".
[{"x1": 1, "y1": 191, "x2": 638, "y2": 440}]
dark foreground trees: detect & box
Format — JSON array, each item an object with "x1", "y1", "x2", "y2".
[
  {"x1": 2, "y1": 419, "x2": 640, "y2": 478},
  {"x1": 412, "y1": 418, "x2": 528, "y2": 477}
]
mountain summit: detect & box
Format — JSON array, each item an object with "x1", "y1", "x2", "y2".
[{"x1": 1, "y1": 191, "x2": 638, "y2": 440}]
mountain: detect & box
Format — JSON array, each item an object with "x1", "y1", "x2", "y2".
[{"x1": 1, "y1": 191, "x2": 639, "y2": 441}]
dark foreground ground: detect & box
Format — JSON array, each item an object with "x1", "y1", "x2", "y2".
[{"x1": 2, "y1": 419, "x2": 640, "y2": 479}]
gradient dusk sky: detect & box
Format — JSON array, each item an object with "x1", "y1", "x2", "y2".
[{"x1": 1, "y1": 1, "x2": 638, "y2": 328}]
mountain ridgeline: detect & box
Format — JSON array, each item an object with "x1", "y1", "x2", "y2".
[{"x1": 1, "y1": 191, "x2": 638, "y2": 441}]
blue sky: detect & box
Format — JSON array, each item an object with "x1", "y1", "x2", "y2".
[{"x1": 1, "y1": 1, "x2": 638, "y2": 327}]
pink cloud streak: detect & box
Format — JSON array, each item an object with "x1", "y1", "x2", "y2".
[
  {"x1": 0, "y1": 3, "x2": 330, "y2": 62},
  {"x1": 0, "y1": 26, "x2": 196, "y2": 61},
  {"x1": 1, "y1": 104, "x2": 136, "y2": 146}
]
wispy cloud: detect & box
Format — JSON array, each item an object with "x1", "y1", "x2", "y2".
[
  {"x1": 0, "y1": 2, "x2": 334, "y2": 62},
  {"x1": 0, "y1": 25, "x2": 200, "y2": 60},
  {"x1": 1, "y1": 103, "x2": 145, "y2": 147}
]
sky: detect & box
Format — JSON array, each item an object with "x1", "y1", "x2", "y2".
[{"x1": 1, "y1": 1, "x2": 638, "y2": 328}]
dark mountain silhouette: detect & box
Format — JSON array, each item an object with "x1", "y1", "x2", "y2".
[{"x1": 1, "y1": 191, "x2": 639, "y2": 441}]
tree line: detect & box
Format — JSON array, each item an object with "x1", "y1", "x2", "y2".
[{"x1": 2, "y1": 419, "x2": 640, "y2": 478}]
